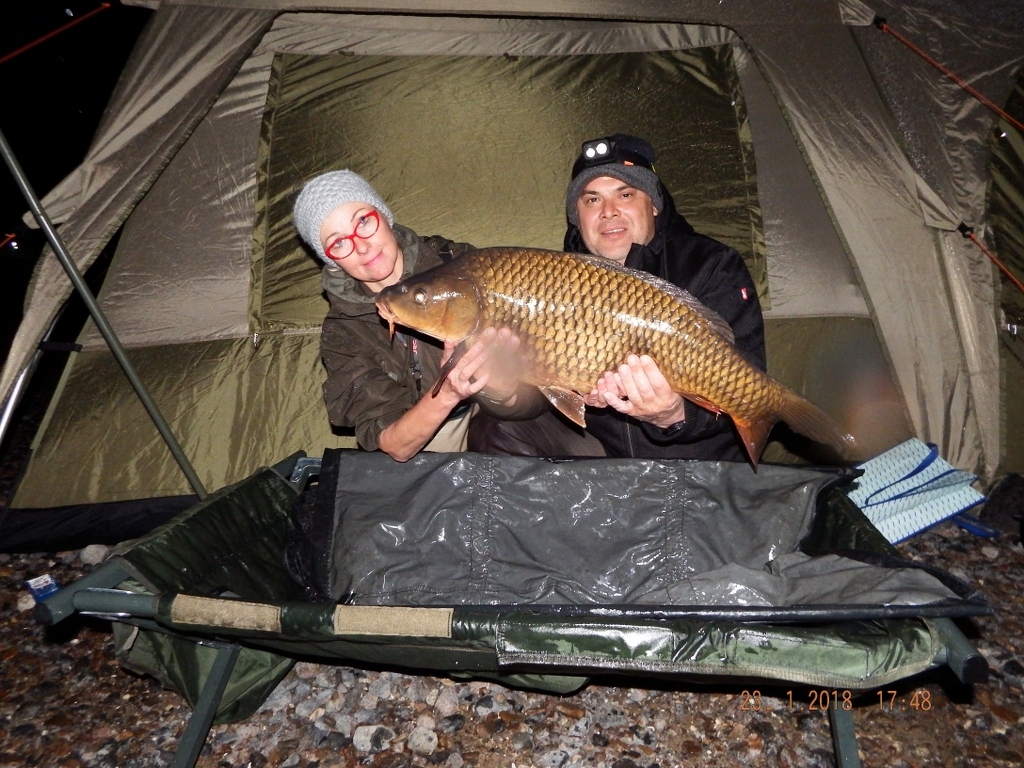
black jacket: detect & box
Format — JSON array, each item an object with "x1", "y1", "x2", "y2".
[{"x1": 564, "y1": 184, "x2": 766, "y2": 461}]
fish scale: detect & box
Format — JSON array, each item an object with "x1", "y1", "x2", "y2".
[
  {"x1": 376, "y1": 246, "x2": 855, "y2": 464},
  {"x1": 461, "y1": 249, "x2": 778, "y2": 415}
]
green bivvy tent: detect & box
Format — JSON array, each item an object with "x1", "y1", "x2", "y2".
[{"x1": 2, "y1": 0, "x2": 1023, "y2": 513}]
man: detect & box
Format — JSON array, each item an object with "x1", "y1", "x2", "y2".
[
  {"x1": 469, "y1": 133, "x2": 765, "y2": 461},
  {"x1": 564, "y1": 133, "x2": 766, "y2": 460}
]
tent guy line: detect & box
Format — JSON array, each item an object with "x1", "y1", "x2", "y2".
[
  {"x1": 959, "y1": 224, "x2": 1024, "y2": 298},
  {"x1": 0, "y1": 2, "x2": 113, "y2": 66},
  {"x1": 872, "y1": 16, "x2": 1024, "y2": 299},
  {"x1": 875, "y1": 16, "x2": 1024, "y2": 135}
]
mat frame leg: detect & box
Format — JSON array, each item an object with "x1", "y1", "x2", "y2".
[
  {"x1": 829, "y1": 705, "x2": 862, "y2": 768},
  {"x1": 170, "y1": 642, "x2": 241, "y2": 768}
]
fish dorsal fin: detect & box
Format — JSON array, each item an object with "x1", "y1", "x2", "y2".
[
  {"x1": 572, "y1": 252, "x2": 736, "y2": 344},
  {"x1": 539, "y1": 385, "x2": 587, "y2": 427}
]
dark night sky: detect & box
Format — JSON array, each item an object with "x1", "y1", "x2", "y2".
[{"x1": 0, "y1": 0, "x2": 152, "y2": 359}]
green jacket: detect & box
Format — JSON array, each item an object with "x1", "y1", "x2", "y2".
[{"x1": 319, "y1": 224, "x2": 475, "y2": 450}]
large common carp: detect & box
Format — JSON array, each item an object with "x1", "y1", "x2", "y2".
[{"x1": 376, "y1": 247, "x2": 855, "y2": 465}]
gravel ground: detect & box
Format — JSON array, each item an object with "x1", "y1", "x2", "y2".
[{"x1": 2, "y1": 391, "x2": 1024, "y2": 767}]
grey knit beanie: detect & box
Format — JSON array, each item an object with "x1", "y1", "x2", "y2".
[
  {"x1": 565, "y1": 134, "x2": 663, "y2": 226},
  {"x1": 293, "y1": 170, "x2": 395, "y2": 263}
]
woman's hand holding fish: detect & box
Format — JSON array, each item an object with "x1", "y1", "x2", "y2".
[
  {"x1": 437, "y1": 328, "x2": 522, "y2": 406},
  {"x1": 437, "y1": 339, "x2": 490, "y2": 404},
  {"x1": 379, "y1": 330, "x2": 514, "y2": 462},
  {"x1": 594, "y1": 354, "x2": 687, "y2": 430}
]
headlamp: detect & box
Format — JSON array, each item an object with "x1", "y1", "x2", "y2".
[
  {"x1": 583, "y1": 139, "x2": 610, "y2": 161},
  {"x1": 571, "y1": 136, "x2": 656, "y2": 179}
]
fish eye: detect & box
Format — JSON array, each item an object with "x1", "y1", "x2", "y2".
[{"x1": 413, "y1": 289, "x2": 427, "y2": 305}]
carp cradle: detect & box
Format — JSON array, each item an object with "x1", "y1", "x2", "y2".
[{"x1": 36, "y1": 451, "x2": 989, "y2": 768}]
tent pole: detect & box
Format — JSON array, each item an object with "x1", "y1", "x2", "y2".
[
  {"x1": 0, "y1": 310, "x2": 62, "y2": 449},
  {"x1": 0, "y1": 346, "x2": 42, "y2": 449},
  {"x1": 0, "y1": 128, "x2": 208, "y2": 500}
]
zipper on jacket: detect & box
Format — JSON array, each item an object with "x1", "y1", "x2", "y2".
[
  {"x1": 410, "y1": 338, "x2": 422, "y2": 395},
  {"x1": 624, "y1": 417, "x2": 637, "y2": 458}
]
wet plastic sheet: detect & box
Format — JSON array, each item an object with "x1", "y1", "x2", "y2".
[{"x1": 288, "y1": 450, "x2": 966, "y2": 611}]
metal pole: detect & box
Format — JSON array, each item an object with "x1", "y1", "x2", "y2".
[
  {"x1": 0, "y1": 347, "x2": 41, "y2": 448},
  {"x1": 0, "y1": 128, "x2": 207, "y2": 499},
  {"x1": 0, "y1": 311, "x2": 59, "y2": 448},
  {"x1": 828, "y1": 706, "x2": 863, "y2": 768}
]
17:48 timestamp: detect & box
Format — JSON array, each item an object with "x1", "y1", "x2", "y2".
[
  {"x1": 738, "y1": 689, "x2": 933, "y2": 712},
  {"x1": 878, "y1": 689, "x2": 932, "y2": 711}
]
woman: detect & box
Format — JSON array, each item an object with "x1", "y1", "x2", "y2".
[{"x1": 293, "y1": 170, "x2": 536, "y2": 461}]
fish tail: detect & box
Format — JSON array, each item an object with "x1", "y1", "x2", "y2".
[{"x1": 775, "y1": 387, "x2": 857, "y2": 461}]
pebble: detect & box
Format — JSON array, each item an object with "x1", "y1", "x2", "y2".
[
  {"x1": 510, "y1": 731, "x2": 535, "y2": 751},
  {"x1": 437, "y1": 713, "x2": 466, "y2": 733},
  {"x1": 536, "y1": 747, "x2": 572, "y2": 767},
  {"x1": 352, "y1": 724, "x2": 395, "y2": 753},
  {"x1": 407, "y1": 725, "x2": 438, "y2": 755},
  {"x1": 295, "y1": 691, "x2": 331, "y2": 719},
  {"x1": 79, "y1": 545, "x2": 110, "y2": 566},
  {"x1": 434, "y1": 685, "x2": 461, "y2": 717}
]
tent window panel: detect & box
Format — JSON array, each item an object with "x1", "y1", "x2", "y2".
[
  {"x1": 987, "y1": 73, "x2": 1024, "y2": 474},
  {"x1": 252, "y1": 48, "x2": 765, "y2": 330},
  {"x1": 988, "y1": 76, "x2": 1024, "y2": 326}
]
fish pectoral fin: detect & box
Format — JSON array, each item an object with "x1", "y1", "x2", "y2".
[
  {"x1": 539, "y1": 386, "x2": 587, "y2": 427},
  {"x1": 682, "y1": 392, "x2": 724, "y2": 416},
  {"x1": 432, "y1": 340, "x2": 469, "y2": 397},
  {"x1": 733, "y1": 415, "x2": 777, "y2": 469}
]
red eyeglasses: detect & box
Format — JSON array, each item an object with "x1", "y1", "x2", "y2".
[{"x1": 325, "y1": 209, "x2": 381, "y2": 261}]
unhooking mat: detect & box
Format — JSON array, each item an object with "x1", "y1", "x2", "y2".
[{"x1": 285, "y1": 450, "x2": 981, "y2": 618}]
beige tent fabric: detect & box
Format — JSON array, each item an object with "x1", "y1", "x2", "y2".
[
  {"x1": 0, "y1": 5, "x2": 275, "y2": 408},
  {"x1": 851, "y1": 3, "x2": 1023, "y2": 477},
  {"x1": 837, "y1": 0, "x2": 878, "y2": 26},
  {"x1": 76, "y1": 45, "x2": 281, "y2": 350},
  {"x1": 988, "y1": 77, "x2": 1024, "y2": 474},
  {"x1": 736, "y1": 42, "x2": 867, "y2": 319},
  {"x1": 730, "y1": 15, "x2": 998, "y2": 475},
  {"x1": 21, "y1": 335, "x2": 343, "y2": 506}
]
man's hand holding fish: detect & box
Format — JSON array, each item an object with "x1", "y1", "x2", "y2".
[{"x1": 589, "y1": 354, "x2": 688, "y2": 430}]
